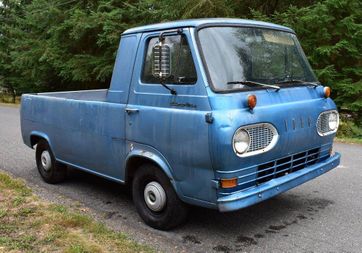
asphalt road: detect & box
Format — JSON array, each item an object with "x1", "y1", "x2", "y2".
[{"x1": 0, "y1": 104, "x2": 361, "y2": 253}]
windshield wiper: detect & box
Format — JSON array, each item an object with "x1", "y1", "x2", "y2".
[
  {"x1": 227, "y1": 80, "x2": 280, "y2": 91},
  {"x1": 276, "y1": 79, "x2": 320, "y2": 88}
]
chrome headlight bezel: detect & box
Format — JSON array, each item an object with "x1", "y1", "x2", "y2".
[
  {"x1": 232, "y1": 123, "x2": 279, "y2": 157},
  {"x1": 317, "y1": 110, "x2": 339, "y2": 136}
]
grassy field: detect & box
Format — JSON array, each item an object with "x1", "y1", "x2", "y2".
[{"x1": 0, "y1": 172, "x2": 153, "y2": 253}]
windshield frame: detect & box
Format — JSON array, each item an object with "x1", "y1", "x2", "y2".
[{"x1": 195, "y1": 24, "x2": 317, "y2": 93}]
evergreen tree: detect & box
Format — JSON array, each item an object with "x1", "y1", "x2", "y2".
[{"x1": 0, "y1": 0, "x2": 361, "y2": 130}]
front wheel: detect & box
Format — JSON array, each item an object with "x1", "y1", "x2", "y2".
[
  {"x1": 36, "y1": 140, "x2": 67, "y2": 184},
  {"x1": 132, "y1": 164, "x2": 188, "y2": 230}
]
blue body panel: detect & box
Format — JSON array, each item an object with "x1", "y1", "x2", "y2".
[
  {"x1": 21, "y1": 95, "x2": 126, "y2": 181},
  {"x1": 20, "y1": 18, "x2": 340, "y2": 212},
  {"x1": 208, "y1": 86, "x2": 336, "y2": 173}
]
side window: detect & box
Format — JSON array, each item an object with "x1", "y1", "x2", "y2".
[{"x1": 142, "y1": 35, "x2": 197, "y2": 84}]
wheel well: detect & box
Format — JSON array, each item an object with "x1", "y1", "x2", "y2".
[
  {"x1": 125, "y1": 156, "x2": 162, "y2": 185},
  {"x1": 30, "y1": 135, "x2": 46, "y2": 148}
]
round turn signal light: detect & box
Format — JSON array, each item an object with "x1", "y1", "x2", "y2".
[
  {"x1": 324, "y1": 86, "x2": 331, "y2": 98},
  {"x1": 247, "y1": 94, "x2": 257, "y2": 109}
]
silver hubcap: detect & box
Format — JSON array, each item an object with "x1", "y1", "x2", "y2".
[
  {"x1": 144, "y1": 181, "x2": 166, "y2": 212},
  {"x1": 41, "y1": 150, "x2": 52, "y2": 171}
]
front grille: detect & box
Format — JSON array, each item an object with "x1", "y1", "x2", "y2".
[
  {"x1": 237, "y1": 123, "x2": 278, "y2": 157},
  {"x1": 246, "y1": 125, "x2": 274, "y2": 152},
  {"x1": 317, "y1": 112, "x2": 330, "y2": 133},
  {"x1": 218, "y1": 144, "x2": 332, "y2": 196},
  {"x1": 256, "y1": 148, "x2": 321, "y2": 185}
]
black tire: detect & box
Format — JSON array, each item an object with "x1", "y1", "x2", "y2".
[
  {"x1": 36, "y1": 140, "x2": 67, "y2": 184},
  {"x1": 132, "y1": 164, "x2": 188, "y2": 230}
]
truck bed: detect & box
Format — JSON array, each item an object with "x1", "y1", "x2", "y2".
[
  {"x1": 38, "y1": 89, "x2": 108, "y2": 102},
  {"x1": 20, "y1": 88, "x2": 126, "y2": 180}
]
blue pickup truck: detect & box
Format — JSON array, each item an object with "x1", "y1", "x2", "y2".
[{"x1": 20, "y1": 18, "x2": 341, "y2": 230}]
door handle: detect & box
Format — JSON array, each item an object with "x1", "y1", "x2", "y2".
[{"x1": 125, "y1": 108, "x2": 139, "y2": 114}]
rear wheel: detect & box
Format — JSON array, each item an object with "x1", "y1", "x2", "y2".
[
  {"x1": 132, "y1": 164, "x2": 188, "y2": 230},
  {"x1": 36, "y1": 140, "x2": 67, "y2": 184}
]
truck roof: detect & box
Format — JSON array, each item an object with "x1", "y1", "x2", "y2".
[{"x1": 122, "y1": 18, "x2": 295, "y2": 35}]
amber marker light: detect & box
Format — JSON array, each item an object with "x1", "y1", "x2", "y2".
[
  {"x1": 247, "y1": 94, "x2": 257, "y2": 109},
  {"x1": 324, "y1": 86, "x2": 331, "y2": 98},
  {"x1": 220, "y1": 178, "x2": 238, "y2": 189}
]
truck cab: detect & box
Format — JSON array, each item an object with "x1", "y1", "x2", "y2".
[{"x1": 21, "y1": 18, "x2": 341, "y2": 230}]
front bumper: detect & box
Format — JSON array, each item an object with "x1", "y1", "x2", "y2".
[{"x1": 218, "y1": 152, "x2": 341, "y2": 212}]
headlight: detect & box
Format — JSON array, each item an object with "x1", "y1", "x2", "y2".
[
  {"x1": 317, "y1": 110, "x2": 339, "y2": 136},
  {"x1": 233, "y1": 129, "x2": 250, "y2": 155},
  {"x1": 328, "y1": 112, "x2": 339, "y2": 130}
]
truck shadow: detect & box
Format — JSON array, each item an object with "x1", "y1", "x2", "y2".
[
  {"x1": 179, "y1": 191, "x2": 333, "y2": 251},
  {"x1": 65, "y1": 167, "x2": 132, "y2": 199}
]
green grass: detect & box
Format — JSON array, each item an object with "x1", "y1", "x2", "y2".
[
  {"x1": 336, "y1": 137, "x2": 362, "y2": 145},
  {"x1": 0, "y1": 172, "x2": 153, "y2": 253}
]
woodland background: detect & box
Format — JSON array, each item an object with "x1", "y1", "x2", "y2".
[{"x1": 0, "y1": 0, "x2": 361, "y2": 138}]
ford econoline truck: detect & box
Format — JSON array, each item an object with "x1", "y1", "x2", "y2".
[{"x1": 20, "y1": 18, "x2": 341, "y2": 230}]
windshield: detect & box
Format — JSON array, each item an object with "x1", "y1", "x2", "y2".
[{"x1": 198, "y1": 27, "x2": 318, "y2": 92}]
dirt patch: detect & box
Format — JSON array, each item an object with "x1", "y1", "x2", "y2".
[
  {"x1": 297, "y1": 214, "x2": 307, "y2": 220},
  {"x1": 265, "y1": 229, "x2": 277, "y2": 234},
  {"x1": 283, "y1": 219, "x2": 298, "y2": 225},
  {"x1": 182, "y1": 235, "x2": 201, "y2": 244},
  {"x1": 268, "y1": 224, "x2": 286, "y2": 231},
  {"x1": 235, "y1": 235, "x2": 257, "y2": 247},
  {"x1": 104, "y1": 211, "x2": 117, "y2": 219},
  {"x1": 213, "y1": 245, "x2": 231, "y2": 253},
  {"x1": 308, "y1": 198, "x2": 334, "y2": 210}
]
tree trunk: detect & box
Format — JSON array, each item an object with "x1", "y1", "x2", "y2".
[
  {"x1": 7, "y1": 85, "x2": 16, "y2": 103},
  {"x1": 11, "y1": 91, "x2": 16, "y2": 103}
]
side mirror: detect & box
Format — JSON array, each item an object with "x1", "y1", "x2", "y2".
[{"x1": 152, "y1": 42, "x2": 171, "y2": 79}]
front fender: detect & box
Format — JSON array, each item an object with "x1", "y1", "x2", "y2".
[
  {"x1": 124, "y1": 141, "x2": 174, "y2": 182},
  {"x1": 29, "y1": 131, "x2": 52, "y2": 150},
  {"x1": 124, "y1": 141, "x2": 218, "y2": 209}
]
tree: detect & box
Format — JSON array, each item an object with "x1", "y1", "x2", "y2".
[
  {"x1": 251, "y1": 0, "x2": 362, "y2": 125},
  {"x1": 0, "y1": 0, "x2": 26, "y2": 102}
]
